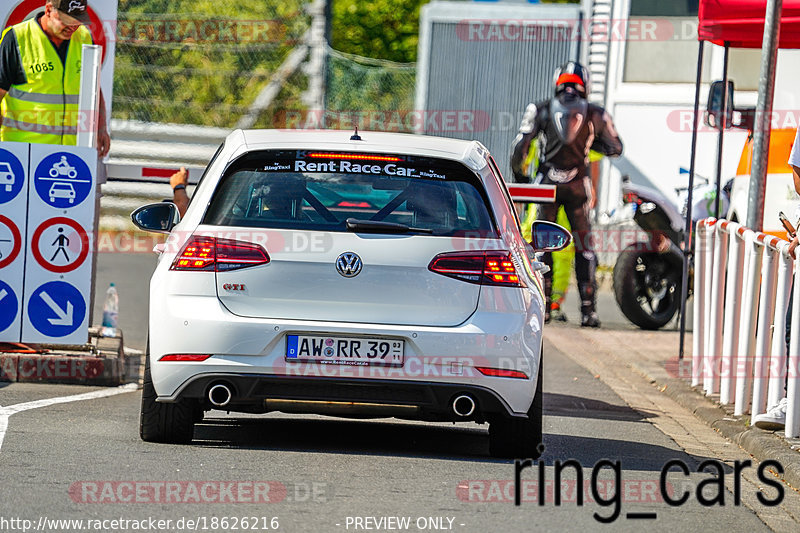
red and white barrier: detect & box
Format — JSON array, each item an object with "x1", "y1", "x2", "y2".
[
  {"x1": 507, "y1": 183, "x2": 557, "y2": 204},
  {"x1": 694, "y1": 218, "x2": 800, "y2": 437},
  {"x1": 105, "y1": 163, "x2": 205, "y2": 185}
]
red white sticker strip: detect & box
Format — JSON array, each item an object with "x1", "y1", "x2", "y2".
[{"x1": 507, "y1": 184, "x2": 557, "y2": 203}]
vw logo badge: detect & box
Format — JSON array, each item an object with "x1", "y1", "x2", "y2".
[{"x1": 336, "y1": 252, "x2": 362, "y2": 278}]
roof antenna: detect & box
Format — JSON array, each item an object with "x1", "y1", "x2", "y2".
[{"x1": 350, "y1": 126, "x2": 362, "y2": 141}]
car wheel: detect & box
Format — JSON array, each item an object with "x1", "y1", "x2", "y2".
[
  {"x1": 489, "y1": 354, "x2": 543, "y2": 459},
  {"x1": 612, "y1": 245, "x2": 681, "y2": 330},
  {"x1": 139, "y1": 342, "x2": 199, "y2": 444}
]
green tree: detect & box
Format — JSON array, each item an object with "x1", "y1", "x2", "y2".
[
  {"x1": 114, "y1": 0, "x2": 308, "y2": 126},
  {"x1": 331, "y1": 0, "x2": 579, "y2": 62},
  {"x1": 331, "y1": 0, "x2": 426, "y2": 62}
]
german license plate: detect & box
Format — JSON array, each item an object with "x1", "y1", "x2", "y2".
[{"x1": 286, "y1": 334, "x2": 404, "y2": 366}]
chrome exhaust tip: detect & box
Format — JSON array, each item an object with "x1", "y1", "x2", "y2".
[
  {"x1": 208, "y1": 383, "x2": 232, "y2": 407},
  {"x1": 452, "y1": 395, "x2": 476, "y2": 417}
]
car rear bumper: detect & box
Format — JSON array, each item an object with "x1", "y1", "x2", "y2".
[
  {"x1": 148, "y1": 280, "x2": 544, "y2": 415},
  {"x1": 161, "y1": 373, "x2": 528, "y2": 423}
]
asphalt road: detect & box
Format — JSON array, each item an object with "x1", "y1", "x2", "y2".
[
  {"x1": 0, "y1": 335, "x2": 782, "y2": 533},
  {"x1": 0, "y1": 252, "x2": 770, "y2": 533}
]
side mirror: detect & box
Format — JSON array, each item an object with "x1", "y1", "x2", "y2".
[
  {"x1": 131, "y1": 202, "x2": 180, "y2": 234},
  {"x1": 530, "y1": 221, "x2": 571, "y2": 252},
  {"x1": 705, "y1": 80, "x2": 734, "y2": 130}
]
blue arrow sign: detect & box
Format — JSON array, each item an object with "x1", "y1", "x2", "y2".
[
  {"x1": 27, "y1": 281, "x2": 86, "y2": 338},
  {"x1": 0, "y1": 148, "x2": 25, "y2": 205},
  {"x1": 0, "y1": 280, "x2": 19, "y2": 334},
  {"x1": 34, "y1": 152, "x2": 93, "y2": 208}
]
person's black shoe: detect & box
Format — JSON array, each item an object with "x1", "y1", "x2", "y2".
[
  {"x1": 580, "y1": 312, "x2": 601, "y2": 328},
  {"x1": 550, "y1": 306, "x2": 568, "y2": 322}
]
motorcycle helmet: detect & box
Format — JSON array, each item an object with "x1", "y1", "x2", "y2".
[{"x1": 553, "y1": 61, "x2": 590, "y2": 99}]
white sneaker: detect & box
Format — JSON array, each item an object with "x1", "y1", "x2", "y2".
[{"x1": 752, "y1": 398, "x2": 788, "y2": 430}]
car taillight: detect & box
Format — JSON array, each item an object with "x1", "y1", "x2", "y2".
[
  {"x1": 428, "y1": 251, "x2": 525, "y2": 287},
  {"x1": 307, "y1": 153, "x2": 402, "y2": 162},
  {"x1": 170, "y1": 236, "x2": 270, "y2": 272},
  {"x1": 172, "y1": 236, "x2": 215, "y2": 271},
  {"x1": 337, "y1": 200, "x2": 372, "y2": 208},
  {"x1": 216, "y1": 239, "x2": 270, "y2": 271},
  {"x1": 159, "y1": 354, "x2": 213, "y2": 362},
  {"x1": 476, "y1": 367, "x2": 528, "y2": 379}
]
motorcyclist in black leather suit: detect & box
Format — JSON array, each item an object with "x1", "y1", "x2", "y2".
[{"x1": 510, "y1": 61, "x2": 623, "y2": 327}]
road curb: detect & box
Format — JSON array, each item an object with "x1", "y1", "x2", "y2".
[
  {"x1": 11, "y1": 354, "x2": 121, "y2": 385},
  {"x1": 543, "y1": 325, "x2": 800, "y2": 491},
  {"x1": 630, "y1": 360, "x2": 800, "y2": 490},
  {"x1": 0, "y1": 328, "x2": 140, "y2": 386},
  {"x1": 0, "y1": 353, "x2": 19, "y2": 381}
]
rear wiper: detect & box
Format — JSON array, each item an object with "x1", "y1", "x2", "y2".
[{"x1": 345, "y1": 218, "x2": 433, "y2": 234}]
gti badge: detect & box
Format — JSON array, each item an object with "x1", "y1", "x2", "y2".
[
  {"x1": 223, "y1": 283, "x2": 246, "y2": 292},
  {"x1": 336, "y1": 252, "x2": 362, "y2": 278}
]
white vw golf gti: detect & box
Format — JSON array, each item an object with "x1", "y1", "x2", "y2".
[{"x1": 132, "y1": 130, "x2": 569, "y2": 458}]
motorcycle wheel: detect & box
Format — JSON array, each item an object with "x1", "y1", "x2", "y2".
[{"x1": 613, "y1": 245, "x2": 681, "y2": 330}]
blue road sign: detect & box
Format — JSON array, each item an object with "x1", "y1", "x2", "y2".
[
  {"x1": 0, "y1": 148, "x2": 25, "y2": 205},
  {"x1": 27, "y1": 281, "x2": 86, "y2": 338},
  {"x1": 33, "y1": 152, "x2": 93, "y2": 208},
  {"x1": 0, "y1": 280, "x2": 19, "y2": 334}
]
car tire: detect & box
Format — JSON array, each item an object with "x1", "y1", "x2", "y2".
[
  {"x1": 139, "y1": 344, "x2": 199, "y2": 444},
  {"x1": 489, "y1": 354, "x2": 543, "y2": 460},
  {"x1": 612, "y1": 245, "x2": 681, "y2": 330}
]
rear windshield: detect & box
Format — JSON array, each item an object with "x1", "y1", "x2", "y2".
[{"x1": 203, "y1": 150, "x2": 497, "y2": 236}]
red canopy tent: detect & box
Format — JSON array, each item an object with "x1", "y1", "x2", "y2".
[
  {"x1": 678, "y1": 0, "x2": 800, "y2": 358},
  {"x1": 699, "y1": 0, "x2": 800, "y2": 48}
]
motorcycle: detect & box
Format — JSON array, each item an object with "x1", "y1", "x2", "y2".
[{"x1": 611, "y1": 170, "x2": 730, "y2": 330}]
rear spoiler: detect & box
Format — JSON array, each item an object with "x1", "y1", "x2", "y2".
[{"x1": 507, "y1": 184, "x2": 556, "y2": 203}]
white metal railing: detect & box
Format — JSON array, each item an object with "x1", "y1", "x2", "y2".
[{"x1": 693, "y1": 218, "x2": 800, "y2": 437}]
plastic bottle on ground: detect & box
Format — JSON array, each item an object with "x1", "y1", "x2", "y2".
[{"x1": 100, "y1": 283, "x2": 119, "y2": 337}]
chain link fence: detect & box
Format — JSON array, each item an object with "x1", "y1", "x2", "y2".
[
  {"x1": 113, "y1": 0, "x2": 310, "y2": 127},
  {"x1": 324, "y1": 47, "x2": 416, "y2": 132},
  {"x1": 113, "y1": 1, "x2": 419, "y2": 132}
]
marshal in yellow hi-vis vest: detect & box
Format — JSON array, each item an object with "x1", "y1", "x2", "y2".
[{"x1": 0, "y1": 18, "x2": 92, "y2": 145}]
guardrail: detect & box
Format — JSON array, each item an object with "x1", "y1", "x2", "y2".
[
  {"x1": 100, "y1": 121, "x2": 217, "y2": 229},
  {"x1": 105, "y1": 163, "x2": 206, "y2": 185},
  {"x1": 693, "y1": 218, "x2": 800, "y2": 437},
  {"x1": 107, "y1": 119, "x2": 225, "y2": 168}
]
